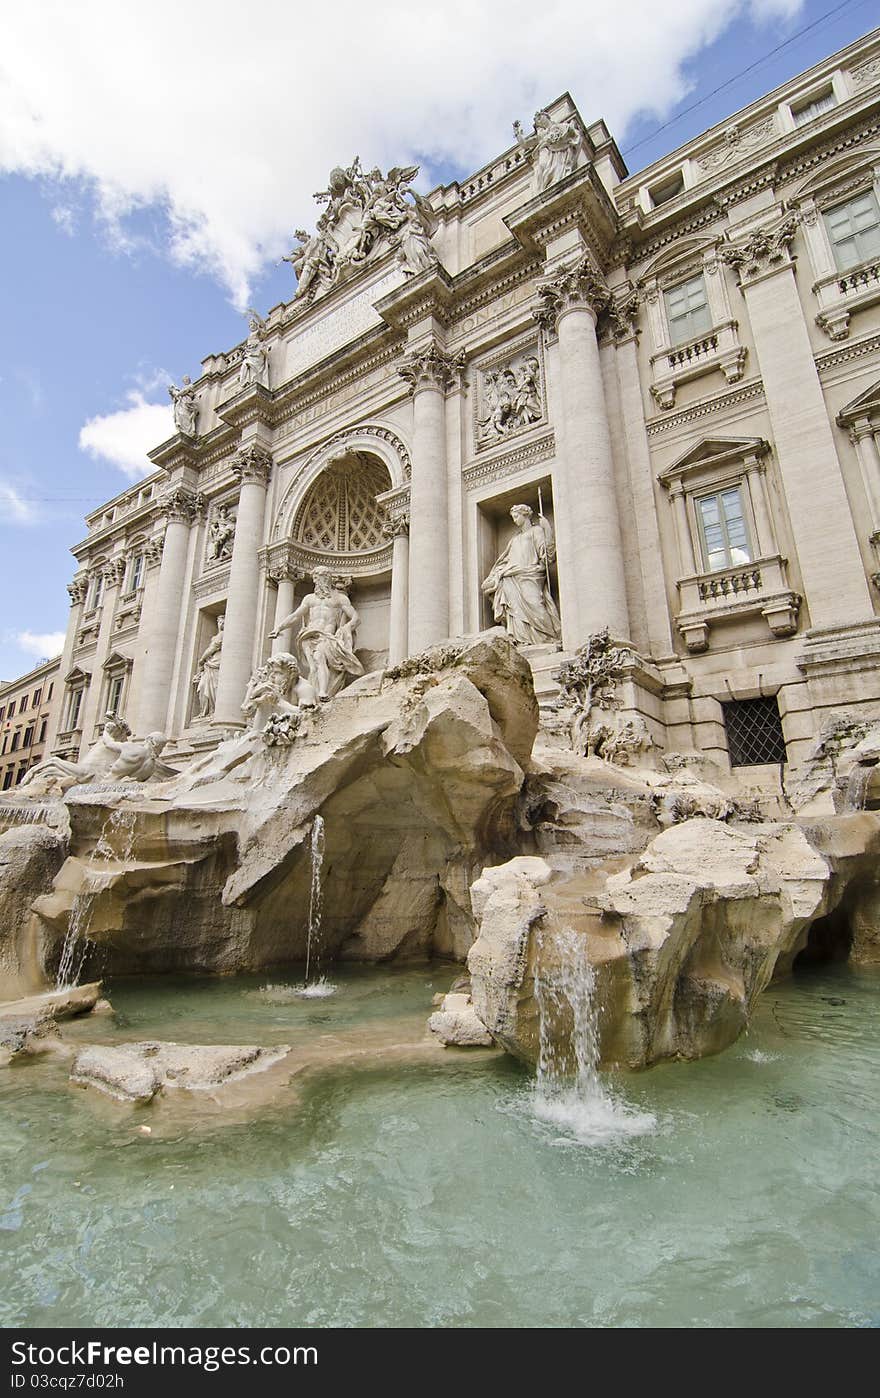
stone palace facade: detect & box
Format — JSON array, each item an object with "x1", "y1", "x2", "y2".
[{"x1": 49, "y1": 28, "x2": 880, "y2": 783}]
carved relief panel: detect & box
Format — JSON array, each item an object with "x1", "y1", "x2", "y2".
[{"x1": 473, "y1": 340, "x2": 546, "y2": 452}]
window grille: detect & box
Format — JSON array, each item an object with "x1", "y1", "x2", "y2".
[{"x1": 723, "y1": 697, "x2": 787, "y2": 766}]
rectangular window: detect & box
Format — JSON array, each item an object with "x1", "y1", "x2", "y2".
[
  {"x1": 68, "y1": 689, "x2": 83, "y2": 731},
  {"x1": 696, "y1": 486, "x2": 752, "y2": 571},
  {"x1": 0, "y1": 738, "x2": 6, "y2": 756},
  {"x1": 2, "y1": 771, "x2": 12, "y2": 791},
  {"x1": 10, "y1": 732, "x2": 19, "y2": 752},
  {"x1": 108, "y1": 674, "x2": 125, "y2": 715},
  {"x1": 128, "y1": 553, "x2": 144, "y2": 593},
  {"x1": 23, "y1": 726, "x2": 34, "y2": 749},
  {"x1": 664, "y1": 273, "x2": 712, "y2": 346},
  {"x1": 47, "y1": 683, "x2": 53, "y2": 701},
  {"x1": 792, "y1": 88, "x2": 837, "y2": 127},
  {"x1": 6, "y1": 701, "x2": 14, "y2": 718},
  {"x1": 723, "y1": 697, "x2": 787, "y2": 766},
  {"x1": 38, "y1": 719, "x2": 47, "y2": 743},
  {"x1": 0, "y1": 707, "x2": 5, "y2": 722},
  {"x1": 89, "y1": 574, "x2": 105, "y2": 610},
  {"x1": 824, "y1": 190, "x2": 880, "y2": 272},
  {"x1": 15, "y1": 764, "x2": 28, "y2": 785},
  {"x1": 651, "y1": 171, "x2": 684, "y2": 207},
  {"x1": 32, "y1": 688, "x2": 41, "y2": 707}
]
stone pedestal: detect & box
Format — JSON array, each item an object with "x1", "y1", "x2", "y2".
[{"x1": 213, "y1": 445, "x2": 272, "y2": 728}]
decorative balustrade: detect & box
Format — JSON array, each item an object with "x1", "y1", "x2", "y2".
[
  {"x1": 675, "y1": 554, "x2": 800, "y2": 652},
  {"x1": 697, "y1": 564, "x2": 762, "y2": 600},
  {"x1": 667, "y1": 334, "x2": 719, "y2": 370},
  {"x1": 650, "y1": 319, "x2": 746, "y2": 409}
]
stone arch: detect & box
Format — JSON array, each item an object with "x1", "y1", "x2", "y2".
[{"x1": 272, "y1": 424, "x2": 411, "y2": 544}]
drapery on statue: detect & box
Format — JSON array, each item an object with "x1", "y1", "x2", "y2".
[
  {"x1": 17, "y1": 714, "x2": 132, "y2": 798},
  {"x1": 238, "y1": 309, "x2": 268, "y2": 389},
  {"x1": 514, "y1": 109, "x2": 581, "y2": 192},
  {"x1": 193, "y1": 615, "x2": 224, "y2": 718},
  {"x1": 168, "y1": 375, "x2": 198, "y2": 437},
  {"x1": 481, "y1": 503, "x2": 562, "y2": 647},
  {"x1": 269, "y1": 567, "x2": 364, "y2": 702}
]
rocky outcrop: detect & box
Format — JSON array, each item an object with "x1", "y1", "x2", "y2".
[
  {"x1": 0, "y1": 824, "x2": 68, "y2": 997},
  {"x1": 468, "y1": 814, "x2": 880, "y2": 1069},
  {"x1": 0, "y1": 982, "x2": 103, "y2": 1066},
  {"x1": 428, "y1": 991, "x2": 494, "y2": 1046},
  {"x1": 70, "y1": 1041, "x2": 291, "y2": 1103},
  {"x1": 27, "y1": 633, "x2": 537, "y2": 980}
]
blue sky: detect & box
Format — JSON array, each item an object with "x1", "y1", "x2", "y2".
[{"x1": 0, "y1": 0, "x2": 875, "y2": 681}]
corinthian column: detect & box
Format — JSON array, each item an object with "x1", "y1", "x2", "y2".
[
  {"x1": 136, "y1": 487, "x2": 199, "y2": 735},
  {"x1": 533, "y1": 255, "x2": 630, "y2": 645},
  {"x1": 213, "y1": 444, "x2": 273, "y2": 728},
  {"x1": 398, "y1": 344, "x2": 462, "y2": 653},
  {"x1": 268, "y1": 554, "x2": 301, "y2": 655},
  {"x1": 384, "y1": 510, "x2": 410, "y2": 666}
]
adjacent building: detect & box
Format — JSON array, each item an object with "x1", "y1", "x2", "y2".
[
  {"x1": 49, "y1": 28, "x2": 880, "y2": 787},
  {"x1": 0, "y1": 657, "x2": 61, "y2": 790}
]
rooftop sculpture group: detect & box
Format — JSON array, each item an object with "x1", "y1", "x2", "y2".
[{"x1": 284, "y1": 159, "x2": 438, "y2": 301}]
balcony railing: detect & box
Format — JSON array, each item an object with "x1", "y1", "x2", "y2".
[
  {"x1": 676, "y1": 554, "x2": 800, "y2": 652},
  {"x1": 650, "y1": 320, "x2": 746, "y2": 410}
]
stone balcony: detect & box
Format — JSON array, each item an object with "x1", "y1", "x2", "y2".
[
  {"x1": 649, "y1": 319, "x2": 747, "y2": 410},
  {"x1": 814, "y1": 255, "x2": 880, "y2": 340},
  {"x1": 675, "y1": 553, "x2": 801, "y2": 652}
]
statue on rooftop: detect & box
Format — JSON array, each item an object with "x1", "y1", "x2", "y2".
[
  {"x1": 169, "y1": 375, "x2": 198, "y2": 437},
  {"x1": 239, "y1": 309, "x2": 268, "y2": 390},
  {"x1": 515, "y1": 109, "x2": 581, "y2": 192}
]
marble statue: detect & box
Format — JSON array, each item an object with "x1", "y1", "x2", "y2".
[
  {"x1": 168, "y1": 376, "x2": 198, "y2": 437},
  {"x1": 516, "y1": 110, "x2": 580, "y2": 192},
  {"x1": 193, "y1": 616, "x2": 224, "y2": 718},
  {"x1": 207, "y1": 506, "x2": 235, "y2": 563},
  {"x1": 107, "y1": 732, "x2": 172, "y2": 782},
  {"x1": 482, "y1": 504, "x2": 561, "y2": 647},
  {"x1": 269, "y1": 567, "x2": 364, "y2": 702},
  {"x1": 285, "y1": 159, "x2": 437, "y2": 301},
  {"x1": 17, "y1": 715, "x2": 132, "y2": 798},
  {"x1": 240, "y1": 652, "x2": 316, "y2": 730},
  {"x1": 239, "y1": 309, "x2": 268, "y2": 389},
  {"x1": 480, "y1": 355, "x2": 543, "y2": 441}
]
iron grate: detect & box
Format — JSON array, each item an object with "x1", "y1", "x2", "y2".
[{"x1": 722, "y1": 697, "x2": 787, "y2": 767}]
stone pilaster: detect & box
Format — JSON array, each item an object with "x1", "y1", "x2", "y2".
[
  {"x1": 79, "y1": 556, "x2": 127, "y2": 740},
  {"x1": 532, "y1": 254, "x2": 630, "y2": 645},
  {"x1": 213, "y1": 444, "x2": 273, "y2": 728},
  {"x1": 398, "y1": 344, "x2": 463, "y2": 653},
  {"x1": 721, "y1": 212, "x2": 873, "y2": 628},
  {"x1": 383, "y1": 510, "x2": 411, "y2": 666},
  {"x1": 136, "y1": 488, "x2": 200, "y2": 735}
]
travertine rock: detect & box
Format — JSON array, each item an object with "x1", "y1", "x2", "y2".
[
  {"x1": 427, "y1": 991, "x2": 493, "y2": 1046},
  {"x1": 0, "y1": 825, "x2": 68, "y2": 997},
  {"x1": 70, "y1": 1041, "x2": 291, "y2": 1103}
]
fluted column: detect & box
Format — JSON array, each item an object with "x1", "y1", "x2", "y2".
[
  {"x1": 399, "y1": 344, "x2": 462, "y2": 653},
  {"x1": 534, "y1": 255, "x2": 630, "y2": 645},
  {"x1": 669, "y1": 482, "x2": 697, "y2": 574},
  {"x1": 384, "y1": 511, "x2": 410, "y2": 666},
  {"x1": 269, "y1": 560, "x2": 300, "y2": 655},
  {"x1": 213, "y1": 444, "x2": 273, "y2": 727},
  {"x1": 136, "y1": 488, "x2": 198, "y2": 735}
]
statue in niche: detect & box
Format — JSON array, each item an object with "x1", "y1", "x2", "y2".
[
  {"x1": 17, "y1": 714, "x2": 132, "y2": 798},
  {"x1": 239, "y1": 309, "x2": 268, "y2": 389},
  {"x1": 515, "y1": 110, "x2": 580, "y2": 192},
  {"x1": 269, "y1": 567, "x2": 365, "y2": 702},
  {"x1": 168, "y1": 375, "x2": 198, "y2": 437},
  {"x1": 481, "y1": 504, "x2": 561, "y2": 647},
  {"x1": 207, "y1": 505, "x2": 235, "y2": 563},
  {"x1": 193, "y1": 615, "x2": 224, "y2": 719},
  {"x1": 480, "y1": 355, "x2": 543, "y2": 442}
]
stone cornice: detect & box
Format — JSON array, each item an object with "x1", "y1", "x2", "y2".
[
  {"x1": 374, "y1": 265, "x2": 456, "y2": 332},
  {"x1": 645, "y1": 379, "x2": 765, "y2": 436},
  {"x1": 463, "y1": 429, "x2": 556, "y2": 491},
  {"x1": 215, "y1": 383, "x2": 275, "y2": 431},
  {"x1": 504, "y1": 163, "x2": 618, "y2": 260}
]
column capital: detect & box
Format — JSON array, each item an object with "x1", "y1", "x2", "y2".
[
  {"x1": 260, "y1": 541, "x2": 302, "y2": 582},
  {"x1": 159, "y1": 486, "x2": 202, "y2": 524},
  {"x1": 398, "y1": 342, "x2": 465, "y2": 395},
  {"x1": 382, "y1": 508, "x2": 410, "y2": 539},
  {"x1": 531, "y1": 253, "x2": 611, "y2": 333},
  {"x1": 144, "y1": 535, "x2": 165, "y2": 569},
  {"x1": 232, "y1": 442, "x2": 273, "y2": 486},
  {"x1": 67, "y1": 575, "x2": 88, "y2": 606},
  {"x1": 103, "y1": 557, "x2": 127, "y2": 586},
  {"x1": 607, "y1": 287, "x2": 641, "y2": 343},
  {"x1": 720, "y1": 211, "x2": 799, "y2": 287},
  {"x1": 848, "y1": 415, "x2": 877, "y2": 446}
]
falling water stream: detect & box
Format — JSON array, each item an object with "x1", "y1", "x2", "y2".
[
  {"x1": 295, "y1": 813, "x2": 335, "y2": 998},
  {"x1": 54, "y1": 809, "x2": 137, "y2": 989},
  {"x1": 533, "y1": 924, "x2": 655, "y2": 1145}
]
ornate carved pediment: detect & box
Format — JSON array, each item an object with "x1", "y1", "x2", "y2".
[
  {"x1": 659, "y1": 436, "x2": 769, "y2": 486},
  {"x1": 837, "y1": 378, "x2": 880, "y2": 429},
  {"x1": 284, "y1": 159, "x2": 439, "y2": 304}
]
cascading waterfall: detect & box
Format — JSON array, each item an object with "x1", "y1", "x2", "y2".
[
  {"x1": 55, "y1": 807, "x2": 137, "y2": 989},
  {"x1": 0, "y1": 803, "x2": 53, "y2": 829},
  {"x1": 297, "y1": 813, "x2": 335, "y2": 998},
  {"x1": 843, "y1": 762, "x2": 872, "y2": 812},
  {"x1": 533, "y1": 923, "x2": 656, "y2": 1145}
]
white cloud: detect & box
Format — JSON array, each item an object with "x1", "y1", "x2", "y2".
[
  {"x1": 0, "y1": 482, "x2": 38, "y2": 524},
  {"x1": 0, "y1": 1, "x2": 803, "y2": 307},
  {"x1": 50, "y1": 203, "x2": 76, "y2": 235},
  {"x1": 79, "y1": 390, "x2": 174, "y2": 478},
  {"x1": 14, "y1": 630, "x2": 66, "y2": 661}
]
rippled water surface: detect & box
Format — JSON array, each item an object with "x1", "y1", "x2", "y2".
[{"x1": 2, "y1": 963, "x2": 878, "y2": 1328}]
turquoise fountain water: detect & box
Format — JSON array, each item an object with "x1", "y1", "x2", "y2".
[{"x1": 1, "y1": 962, "x2": 878, "y2": 1328}]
